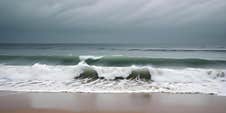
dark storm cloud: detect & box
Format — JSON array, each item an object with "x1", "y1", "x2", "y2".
[{"x1": 0, "y1": 0, "x2": 226, "y2": 44}]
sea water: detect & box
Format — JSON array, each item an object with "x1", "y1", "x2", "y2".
[{"x1": 0, "y1": 43, "x2": 225, "y2": 95}]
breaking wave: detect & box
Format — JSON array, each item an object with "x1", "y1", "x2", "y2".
[
  {"x1": 0, "y1": 55, "x2": 226, "y2": 95},
  {"x1": 0, "y1": 55, "x2": 226, "y2": 67},
  {"x1": 0, "y1": 62, "x2": 225, "y2": 81}
]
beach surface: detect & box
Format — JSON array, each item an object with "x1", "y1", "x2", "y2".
[{"x1": 0, "y1": 91, "x2": 226, "y2": 113}]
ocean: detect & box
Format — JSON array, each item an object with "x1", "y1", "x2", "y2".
[{"x1": 0, "y1": 43, "x2": 225, "y2": 95}]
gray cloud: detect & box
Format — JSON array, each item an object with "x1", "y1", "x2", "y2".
[{"x1": 0, "y1": 0, "x2": 226, "y2": 44}]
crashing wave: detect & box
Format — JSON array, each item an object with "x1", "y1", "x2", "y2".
[
  {"x1": 0, "y1": 63, "x2": 225, "y2": 82},
  {"x1": 1, "y1": 55, "x2": 226, "y2": 67},
  {"x1": 0, "y1": 63, "x2": 225, "y2": 95}
]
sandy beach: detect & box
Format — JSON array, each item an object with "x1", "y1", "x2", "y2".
[{"x1": 0, "y1": 91, "x2": 225, "y2": 113}]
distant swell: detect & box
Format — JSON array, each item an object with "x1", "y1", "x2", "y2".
[
  {"x1": 0, "y1": 55, "x2": 226, "y2": 67},
  {"x1": 127, "y1": 48, "x2": 226, "y2": 52}
]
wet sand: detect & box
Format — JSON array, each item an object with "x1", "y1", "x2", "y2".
[{"x1": 0, "y1": 91, "x2": 226, "y2": 113}]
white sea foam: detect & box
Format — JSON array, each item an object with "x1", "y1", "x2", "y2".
[
  {"x1": 0, "y1": 63, "x2": 77, "y2": 80},
  {"x1": 92, "y1": 66, "x2": 133, "y2": 79},
  {"x1": 79, "y1": 55, "x2": 103, "y2": 61},
  {"x1": 149, "y1": 67, "x2": 226, "y2": 82},
  {"x1": 0, "y1": 63, "x2": 225, "y2": 95},
  {"x1": 0, "y1": 63, "x2": 225, "y2": 82}
]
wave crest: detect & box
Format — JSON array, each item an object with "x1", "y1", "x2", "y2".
[
  {"x1": 0, "y1": 55, "x2": 226, "y2": 67},
  {"x1": 0, "y1": 63, "x2": 225, "y2": 82}
]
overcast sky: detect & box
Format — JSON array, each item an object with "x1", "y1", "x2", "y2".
[{"x1": 0, "y1": 0, "x2": 225, "y2": 45}]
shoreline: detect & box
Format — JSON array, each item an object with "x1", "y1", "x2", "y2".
[
  {"x1": 1, "y1": 91, "x2": 226, "y2": 113},
  {"x1": 0, "y1": 90, "x2": 219, "y2": 96}
]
